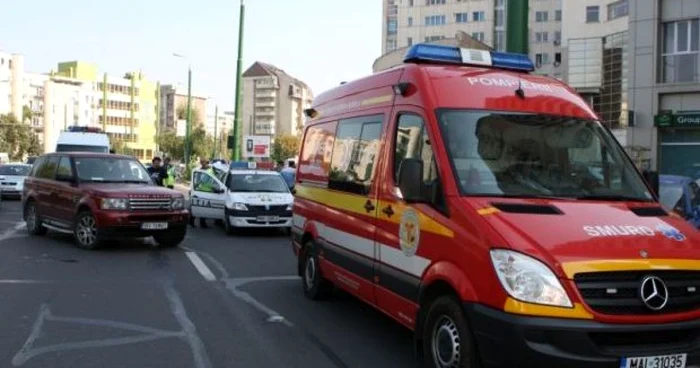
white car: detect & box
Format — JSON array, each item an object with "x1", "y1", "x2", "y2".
[
  {"x1": 189, "y1": 168, "x2": 294, "y2": 234},
  {"x1": 0, "y1": 163, "x2": 32, "y2": 199}
]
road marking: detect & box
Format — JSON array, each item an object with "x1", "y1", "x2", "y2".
[
  {"x1": 185, "y1": 252, "x2": 217, "y2": 281},
  {"x1": 224, "y1": 276, "x2": 298, "y2": 328},
  {"x1": 164, "y1": 283, "x2": 213, "y2": 368},
  {"x1": 0, "y1": 222, "x2": 26, "y2": 242}
]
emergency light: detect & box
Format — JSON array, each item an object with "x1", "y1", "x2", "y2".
[{"x1": 404, "y1": 43, "x2": 535, "y2": 72}]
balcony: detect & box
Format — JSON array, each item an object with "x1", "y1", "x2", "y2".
[
  {"x1": 255, "y1": 100, "x2": 276, "y2": 108},
  {"x1": 255, "y1": 110, "x2": 275, "y2": 118},
  {"x1": 255, "y1": 79, "x2": 278, "y2": 89},
  {"x1": 662, "y1": 53, "x2": 699, "y2": 84},
  {"x1": 255, "y1": 90, "x2": 276, "y2": 98}
]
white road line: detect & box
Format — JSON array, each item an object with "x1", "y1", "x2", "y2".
[
  {"x1": 0, "y1": 222, "x2": 26, "y2": 243},
  {"x1": 185, "y1": 252, "x2": 217, "y2": 282}
]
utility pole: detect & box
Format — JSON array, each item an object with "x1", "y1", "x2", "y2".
[
  {"x1": 506, "y1": 0, "x2": 529, "y2": 54},
  {"x1": 213, "y1": 105, "x2": 219, "y2": 158},
  {"x1": 186, "y1": 66, "x2": 193, "y2": 168},
  {"x1": 155, "y1": 82, "x2": 161, "y2": 155},
  {"x1": 231, "y1": 0, "x2": 245, "y2": 161}
]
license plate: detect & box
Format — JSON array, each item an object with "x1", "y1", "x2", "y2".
[
  {"x1": 620, "y1": 354, "x2": 687, "y2": 368},
  {"x1": 256, "y1": 216, "x2": 279, "y2": 222},
  {"x1": 141, "y1": 222, "x2": 168, "y2": 230}
]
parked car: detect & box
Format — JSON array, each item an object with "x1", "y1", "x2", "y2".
[
  {"x1": 22, "y1": 152, "x2": 189, "y2": 249},
  {"x1": 0, "y1": 163, "x2": 33, "y2": 199},
  {"x1": 659, "y1": 174, "x2": 700, "y2": 228}
]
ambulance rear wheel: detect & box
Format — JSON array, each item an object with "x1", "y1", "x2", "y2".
[
  {"x1": 302, "y1": 241, "x2": 331, "y2": 300},
  {"x1": 422, "y1": 296, "x2": 479, "y2": 368}
]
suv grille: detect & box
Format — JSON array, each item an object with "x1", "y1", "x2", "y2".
[
  {"x1": 574, "y1": 271, "x2": 700, "y2": 315},
  {"x1": 129, "y1": 198, "x2": 172, "y2": 211}
]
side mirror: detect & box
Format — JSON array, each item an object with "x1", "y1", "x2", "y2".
[
  {"x1": 642, "y1": 170, "x2": 659, "y2": 197},
  {"x1": 398, "y1": 158, "x2": 425, "y2": 203},
  {"x1": 214, "y1": 187, "x2": 225, "y2": 194}
]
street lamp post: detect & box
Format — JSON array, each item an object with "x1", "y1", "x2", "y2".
[
  {"x1": 213, "y1": 105, "x2": 219, "y2": 159},
  {"x1": 173, "y1": 53, "x2": 193, "y2": 170},
  {"x1": 231, "y1": 0, "x2": 245, "y2": 161}
]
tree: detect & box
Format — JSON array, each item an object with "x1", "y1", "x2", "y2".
[
  {"x1": 156, "y1": 130, "x2": 185, "y2": 160},
  {"x1": 271, "y1": 133, "x2": 301, "y2": 164},
  {"x1": 22, "y1": 105, "x2": 33, "y2": 124},
  {"x1": 176, "y1": 105, "x2": 202, "y2": 128},
  {"x1": 0, "y1": 114, "x2": 41, "y2": 161}
]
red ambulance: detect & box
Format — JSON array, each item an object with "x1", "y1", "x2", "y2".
[{"x1": 291, "y1": 44, "x2": 700, "y2": 368}]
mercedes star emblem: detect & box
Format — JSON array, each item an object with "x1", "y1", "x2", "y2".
[{"x1": 640, "y1": 276, "x2": 669, "y2": 311}]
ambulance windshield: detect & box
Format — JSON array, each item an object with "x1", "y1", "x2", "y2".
[{"x1": 437, "y1": 110, "x2": 653, "y2": 201}]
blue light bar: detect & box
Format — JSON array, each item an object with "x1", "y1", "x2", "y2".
[{"x1": 403, "y1": 43, "x2": 535, "y2": 72}]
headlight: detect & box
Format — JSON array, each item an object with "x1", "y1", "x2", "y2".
[
  {"x1": 101, "y1": 198, "x2": 128, "y2": 210},
  {"x1": 490, "y1": 249, "x2": 572, "y2": 308},
  {"x1": 232, "y1": 202, "x2": 248, "y2": 211},
  {"x1": 171, "y1": 197, "x2": 184, "y2": 210}
]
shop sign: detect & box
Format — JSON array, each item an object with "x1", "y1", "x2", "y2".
[{"x1": 654, "y1": 113, "x2": 700, "y2": 127}]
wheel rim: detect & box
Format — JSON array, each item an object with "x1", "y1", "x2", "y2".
[
  {"x1": 26, "y1": 204, "x2": 36, "y2": 230},
  {"x1": 76, "y1": 214, "x2": 97, "y2": 246},
  {"x1": 431, "y1": 316, "x2": 461, "y2": 368},
  {"x1": 304, "y1": 255, "x2": 316, "y2": 290}
]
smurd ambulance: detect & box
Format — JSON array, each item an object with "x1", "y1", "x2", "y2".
[{"x1": 290, "y1": 44, "x2": 700, "y2": 368}]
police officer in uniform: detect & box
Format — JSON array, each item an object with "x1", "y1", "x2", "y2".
[
  {"x1": 163, "y1": 157, "x2": 176, "y2": 189},
  {"x1": 189, "y1": 158, "x2": 215, "y2": 228}
]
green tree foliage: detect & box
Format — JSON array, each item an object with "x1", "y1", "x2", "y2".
[
  {"x1": 271, "y1": 133, "x2": 300, "y2": 163},
  {"x1": 156, "y1": 130, "x2": 185, "y2": 160},
  {"x1": 176, "y1": 105, "x2": 202, "y2": 127},
  {"x1": 22, "y1": 105, "x2": 33, "y2": 124},
  {"x1": 0, "y1": 114, "x2": 42, "y2": 161}
]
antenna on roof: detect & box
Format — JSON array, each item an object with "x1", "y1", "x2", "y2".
[{"x1": 515, "y1": 78, "x2": 526, "y2": 99}]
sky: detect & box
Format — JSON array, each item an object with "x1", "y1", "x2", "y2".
[{"x1": 0, "y1": 0, "x2": 382, "y2": 111}]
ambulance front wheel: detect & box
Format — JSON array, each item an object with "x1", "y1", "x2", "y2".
[
  {"x1": 422, "y1": 296, "x2": 479, "y2": 368},
  {"x1": 302, "y1": 241, "x2": 332, "y2": 300}
]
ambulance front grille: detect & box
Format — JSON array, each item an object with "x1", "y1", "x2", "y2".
[{"x1": 574, "y1": 271, "x2": 700, "y2": 315}]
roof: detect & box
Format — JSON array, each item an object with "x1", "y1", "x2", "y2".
[
  {"x1": 242, "y1": 61, "x2": 310, "y2": 90},
  {"x1": 43, "y1": 152, "x2": 133, "y2": 160}
]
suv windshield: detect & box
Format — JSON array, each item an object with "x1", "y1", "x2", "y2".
[
  {"x1": 74, "y1": 157, "x2": 150, "y2": 183},
  {"x1": 228, "y1": 174, "x2": 289, "y2": 193},
  {"x1": 0, "y1": 165, "x2": 31, "y2": 176},
  {"x1": 437, "y1": 110, "x2": 652, "y2": 201}
]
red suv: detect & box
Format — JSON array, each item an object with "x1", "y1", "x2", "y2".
[{"x1": 22, "y1": 152, "x2": 189, "y2": 249}]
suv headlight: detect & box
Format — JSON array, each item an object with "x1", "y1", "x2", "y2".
[
  {"x1": 232, "y1": 202, "x2": 248, "y2": 211},
  {"x1": 101, "y1": 198, "x2": 128, "y2": 210},
  {"x1": 171, "y1": 197, "x2": 184, "y2": 210},
  {"x1": 490, "y1": 249, "x2": 572, "y2": 308}
]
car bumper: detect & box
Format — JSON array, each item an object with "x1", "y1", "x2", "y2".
[
  {"x1": 464, "y1": 303, "x2": 700, "y2": 368},
  {"x1": 95, "y1": 210, "x2": 189, "y2": 238},
  {"x1": 0, "y1": 188, "x2": 22, "y2": 197},
  {"x1": 226, "y1": 208, "x2": 292, "y2": 228}
]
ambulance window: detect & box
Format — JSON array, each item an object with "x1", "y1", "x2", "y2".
[
  {"x1": 394, "y1": 114, "x2": 438, "y2": 185},
  {"x1": 329, "y1": 115, "x2": 383, "y2": 195}
]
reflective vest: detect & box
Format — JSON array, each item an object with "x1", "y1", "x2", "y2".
[
  {"x1": 196, "y1": 167, "x2": 216, "y2": 192},
  {"x1": 164, "y1": 166, "x2": 176, "y2": 187}
]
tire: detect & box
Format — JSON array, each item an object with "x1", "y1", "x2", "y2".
[
  {"x1": 25, "y1": 201, "x2": 47, "y2": 236},
  {"x1": 301, "y1": 241, "x2": 332, "y2": 300},
  {"x1": 422, "y1": 296, "x2": 480, "y2": 368},
  {"x1": 74, "y1": 211, "x2": 101, "y2": 250},
  {"x1": 153, "y1": 228, "x2": 186, "y2": 248},
  {"x1": 223, "y1": 213, "x2": 236, "y2": 235}
]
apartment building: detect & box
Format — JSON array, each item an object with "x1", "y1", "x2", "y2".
[
  {"x1": 380, "y1": 0, "x2": 563, "y2": 77},
  {"x1": 241, "y1": 62, "x2": 313, "y2": 139},
  {"x1": 629, "y1": 0, "x2": 700, "y2": 177},
  {"x1": 55, "y1": 62, "x2": 159, "y2": 160},
  {"x1": 0, "y1": 51, "x2": 24, "y2": 121},
  {"x1": 159, "y1": 84, "x2": 207, "y2": 131}
]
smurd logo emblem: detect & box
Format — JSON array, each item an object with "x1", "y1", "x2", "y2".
[
  {"x1": 656, "y1": 224, "x2": 686, "y2": 242},
  {"x1": 399, "y1": 208, "x2": 420, "y2": 257}
]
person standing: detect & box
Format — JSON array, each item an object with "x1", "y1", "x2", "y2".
[
  {"x1": 280, "y1": 160, "x2": 296, "y2": 189},
  {"x1": 147, "y1": 157, "x2": 169, "y2": 186},
  {"x1": 189, "y1": 158, "x2": 215, "y2": 229},
  {"x1": 163, "y1": 157, "x2": 176, "y2": 189}
]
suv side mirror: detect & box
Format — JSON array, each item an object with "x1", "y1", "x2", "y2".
[
  {"x1": 642, "y1": 170, "x2": 659, "y2": 197},
  {"x1": 398, "y1": 158, "x2": 425, "y2": 203}
]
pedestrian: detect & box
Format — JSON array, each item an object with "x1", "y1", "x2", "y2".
[
  {"x1": 163, "y1": 157, "x2": 176, "y2": 189},
  {"x1": 189, "y1": 158, "x2": 215, "y2": 229},
  {"x1": 280, "y1": 160, "x2": 296, "y2": 189},
  {"x1": 146, "y1": 157, "x2": 169, "y2": 186}
]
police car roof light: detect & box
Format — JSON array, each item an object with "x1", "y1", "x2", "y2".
[{"x1": 403, "y1": 43, "x2": 535, "y2": 72}]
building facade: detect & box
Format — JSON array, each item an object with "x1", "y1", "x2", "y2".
[
  {"x1": 629, "y1": 0, "x2": 700, "y2": 177},
  {"x1": 40, "y1": 74, "x2": 97, "y2": 153},
  {"x1": 205, "y1": 109, "x2": 234, "y2": 158},
  {"x1": 0, "y1": 52, "x2": 25, "y2": 121},
  {"x1": 159, "y1": 84, "x2": 207, "y2": 131},
  {"x1": 380, "y1": 0, "x2": 564, "y2": 77},
  {"x1": 241, "y1": 62, "x2": 313, "y2": 139}
]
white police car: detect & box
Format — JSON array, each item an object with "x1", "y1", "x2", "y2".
[{"x1": 189, "y1": 164, "x2": 294, "y2": 234}]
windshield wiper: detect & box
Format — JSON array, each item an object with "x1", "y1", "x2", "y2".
[{"x1": 576, "y1": 194, "x2": 653, "y2": 202}]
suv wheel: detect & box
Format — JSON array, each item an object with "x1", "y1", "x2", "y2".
[
  {"x1": 153, "y1": 228, "x2": 186, "y2": 248},
  {"x1": 74, "y1": 211, "x2": 101, "y2": 250},
  {"x1": 26, "y1": 201, "x2": 47, "y2": 236}
]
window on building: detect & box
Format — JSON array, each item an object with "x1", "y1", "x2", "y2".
[
  {"x1": 586, "y1": 6, "x2": 600, "y2": 23},
  {"x1": 329, "y1": 115, "x2": 383, "y2": 195},
  {"x1": 386, "y1": 38, "x2": 398, "y2": 51},
  {"x1": 8, "y1": 60, "x2": 12, "y2": 69},
  {"x1": 494, "y1": 30, "x2": 506, "y2": 51},
  {"x1": 535, "y1": 53, "x2": 550, "y2": 65},
  {"x1": 408, "y1": 17, "x2": 413, "y2": 26},
  {"x1": 535, "y1": 11, "x2": 548, "y2": 22},
  {"x1": 554, "y1": 31, "x2": 562, "y2": 44},
  {"x1": 607, "y1": 0, "x2": 628, "y2": 20},
  {"x1": 388, "y1": 20, "x2": 397, "y2": 34},
  {"x1": 425, "y1": 35, "x2": 446, "y2": 42},
  {"x1": 407, "y1": 37, "x2": 413, "y2": 46},
  {"x1": 472, "y1": 32, "x2": 485, "y2": 42},
  {"x1": 409, "y1": 0, "x2": 414, "y2": 5},
  {"x1": 662, "y1": 19, "x2": 700, "y2": 83},
  {"x1": 555, "y1": 52, "x2": 562, "y2": 64},
  {"x1": 455, "y1": 13, "x2": 468, "y2": 23},
  {"x1": 535, "y1": 32, "x2": 549, "y2": 43},
  {"x1": 495, "y1": 0, "x2": 505, "y2": 7},
  {"x1": 555, "y1": 10, "x2": 562, "y2": 21},
  {"x1": 425, "y1": 15, "x2": 446, "y2": 26},
  {"x1": 473, "y1": 11, "x2": 485, "y2": 22},
  {"x1": 426, "y1": 0, "x2": 446, "y2": 4},
  {"x1": 495, "y1": 9, "x2": 504, "y2": 26}
]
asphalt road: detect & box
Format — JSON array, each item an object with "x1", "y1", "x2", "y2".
[{"x1": 0, "y1": 199, "x2": 418, "y2": 368}]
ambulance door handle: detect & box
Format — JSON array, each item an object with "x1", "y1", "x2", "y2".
[
  {"x1": 382, "y1": 205, "x2": 394, "y2": 218},
  {"x1": 364, "y1": 200, "x2": 375, "y2": 213}
]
